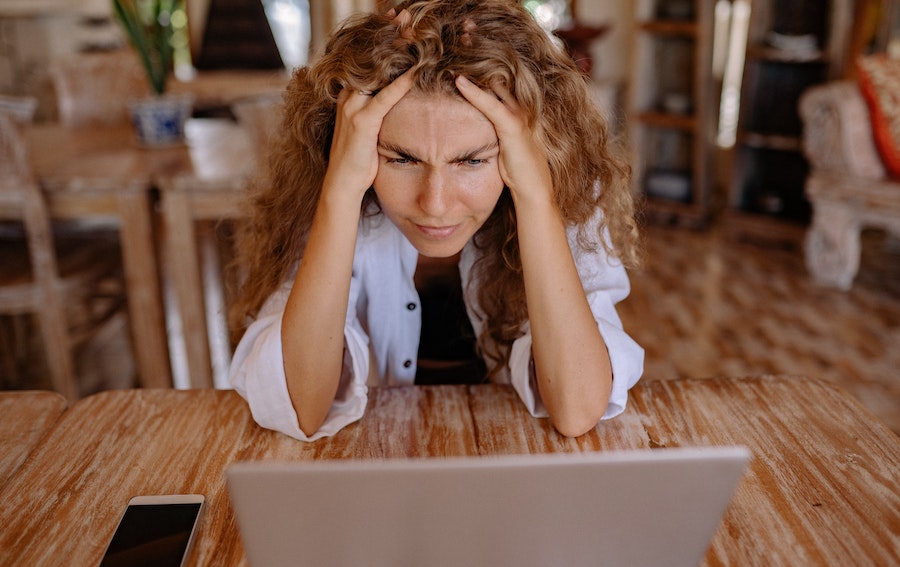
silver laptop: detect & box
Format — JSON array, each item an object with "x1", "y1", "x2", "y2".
[{"x1": 227, "y1": 447, "x2": 750, "y2": 567}]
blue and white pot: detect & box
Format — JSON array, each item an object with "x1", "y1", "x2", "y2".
[{"x1": 128, "y1": 94, "x2": 194, "y2": 147}]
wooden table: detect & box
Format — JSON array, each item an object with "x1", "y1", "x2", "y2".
[
  {"x1": 157, "y1": 121, "x2": 254, "y2": 389},
  {"x1": 26, "y1": 119, "x2": 254, "y2": 389},
  {"x1": 0, "y1": 376, "x2": 897, "y2": 565},
  {"x1": 0, "y1": 391, "x2": 66, "y2": 488}
]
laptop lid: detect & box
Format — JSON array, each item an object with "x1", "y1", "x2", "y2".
[{"x1": 227, "y1": 446, "x2": 750, "y2": 567}]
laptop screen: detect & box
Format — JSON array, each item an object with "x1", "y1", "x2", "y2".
[{"x1": 227, "y1": 447, "x2": 750, "y2": 567}]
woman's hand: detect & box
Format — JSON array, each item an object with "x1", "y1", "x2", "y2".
[
  {"x1": 322, "y1": 70, "x2": 416, "y2": 203},
  {"x1": 454, "y1": 75, "x2": 554, "y2": 207},
  {"x1": 285, "y1": 69, "x2": 413, "y2": 437},
  {"x1": 456, "y1": 74, "x2": 612, "y2": 438}
]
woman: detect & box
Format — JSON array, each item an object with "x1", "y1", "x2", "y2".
[{"x1": 229, "y1": 0, "x2": 643, "y2": 441}]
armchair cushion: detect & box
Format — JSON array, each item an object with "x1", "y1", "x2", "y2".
[{"x1": 857, "y1": 54, "x2": 900, "y2": 178}]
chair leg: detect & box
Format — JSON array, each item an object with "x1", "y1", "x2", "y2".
[
  {"x1": 161, "y1": 189, "x2": 213, "y2": 389},
  {"x1": 804, "y1": 200, "x2": 861, "y2": 290},
  {"x1": 37, "y1": 297, "x2": 80, "y2": 401},
  {"x1": 0, "y1": 316, "x2": 22, "y2": 388}
]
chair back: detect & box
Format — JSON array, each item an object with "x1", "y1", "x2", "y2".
[
  {"x1": 49, "y1": 50, "x2": 151, "y2": 127},
  {"x1": 0, "y1": 95, "x2": 38, "y2": 123},
  {"x1": 0, "y1": 97, "x2": 38, "y2": 207},
  {"x1": 0, "y1": 100, "x2": 60, "y2": 278},
  {"x1": 0, "y1": 102, "x2": 85, "y2": 400}
]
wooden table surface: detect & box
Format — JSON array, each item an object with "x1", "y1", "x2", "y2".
[
  {"x1": 0, "y1": 391, "x2": 66, "y2": 488},
  {"x1": 26, "y1": 119, "x2": 254, "y2": 390},
  {"x1": 0, "y1": 376, "x2": 897, "y2": 566}
]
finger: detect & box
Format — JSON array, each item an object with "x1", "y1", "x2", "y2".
[
  {"x1": 455, "y1": 75, "x2": 496, "y2": 108},
  {"x1": 455, "y1": 75, "x2": 517, "y2": 126},
  {"x1": 391, "y1": 8, "x2": 411, "y2": 26},
  {"x1": 337, "y1": 85, "x2": 373, "y2": 112},
  {"x1": 389, "y1": 8, "x2": 413, "y2": 39},
  {"x1": 363, "y1": 68, "x2": 415, "y2": 115},
  {"x1": 490, "y1": 82, "x2": 522, "y2": 113}
]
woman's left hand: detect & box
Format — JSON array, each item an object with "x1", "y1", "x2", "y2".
[{"x1": 454, "y1": 75, "x2": 554, "y2": 206}]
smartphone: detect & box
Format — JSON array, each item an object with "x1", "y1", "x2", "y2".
[{"x1": 99, "y1": 494, "x2": 205, "y2": 567}]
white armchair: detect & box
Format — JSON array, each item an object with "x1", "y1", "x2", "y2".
[{"x1": 800, "y1": 80, "x2": 900, "y2": 289}]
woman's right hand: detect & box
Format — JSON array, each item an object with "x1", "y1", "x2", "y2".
[
  {"x1": 322, "y1": 69, "x2": 415, "y2": 203},
  {"x1": 284, "y1": 69, "x2": 414, "y2": 437}
]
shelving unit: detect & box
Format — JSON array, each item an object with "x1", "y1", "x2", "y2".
[
  {"x1": 628, "y1": 0, "x2": 717, "y2": 227},
  {"x1": 725, "y1": 0, "x2": 853, "y2": 243}
]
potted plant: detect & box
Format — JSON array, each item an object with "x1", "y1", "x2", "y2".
[{"x1": 113, "y1": 0, "x2": 193, "y2": 146}]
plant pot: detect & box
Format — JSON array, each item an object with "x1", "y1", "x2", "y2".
[{"x1": 127, "y1": 94, "x2": 194, "y2": 147}]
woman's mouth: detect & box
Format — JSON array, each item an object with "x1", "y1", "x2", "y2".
[{"x1": 414, "y1": 223, "x2": 459, "y2": 239}]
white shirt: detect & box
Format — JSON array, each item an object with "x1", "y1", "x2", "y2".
[{"x1": 230, "y1": 212, "x2": 644, "y2": 441}]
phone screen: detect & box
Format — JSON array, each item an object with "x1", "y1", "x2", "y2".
[{"x1": 100, "y1": 501, "x2": 202, "y2": 567}]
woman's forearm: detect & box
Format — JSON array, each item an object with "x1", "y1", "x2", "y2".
[
  {"x1": 281, "y1": 191, "x2": 361, "y2": 436},
  {"x1": 281, "y1": 72, "x2": 414, "y2": 437},
  {"x1": 513, "y1": 192, "x2": 613, "y2": 437}
]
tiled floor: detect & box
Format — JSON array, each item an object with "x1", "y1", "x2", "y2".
[
  {"x1": 4, "y1": 221, "x2": 899, "y2": 435},
  {"x1": 619, "y1": 222, "x2": 900, "y2": 435}
]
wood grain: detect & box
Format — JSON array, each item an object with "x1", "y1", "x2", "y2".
[
  {"x1": 629, "y1": 376, "x2": 900, "y2": 566},
  {"x1": 0, "y1": 378, "x2": 897, "y2": 566},
  {"x1": 0, "y1": 391, "x2": 66, "y2": 487},
  {"x1": 25, "y1": 119, "x2": 256, "y2": 392}
]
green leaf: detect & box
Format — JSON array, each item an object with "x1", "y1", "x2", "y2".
[{"x1": 111, "y1": 0, "x2": 183, "y2": 95}]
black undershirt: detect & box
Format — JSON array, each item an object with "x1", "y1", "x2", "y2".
[{"x1": 414, "y1": 256, "x2": 486, "y2": 386}]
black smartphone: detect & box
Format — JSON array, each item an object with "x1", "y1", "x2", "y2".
[{"x1": 99, "y1": 494, "x2": 205, "y2": 567}]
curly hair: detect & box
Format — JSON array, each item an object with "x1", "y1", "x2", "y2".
[{"x1": 230, "y1": 0, "x2": 640, "y2": 373}]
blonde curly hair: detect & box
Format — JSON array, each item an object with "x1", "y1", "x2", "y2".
[{"x1": 231, "y1": 0, "x2": 640, "y2": 372}]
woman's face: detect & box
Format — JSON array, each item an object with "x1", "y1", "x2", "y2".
[{"x1": 373, "y1": 91, "x2": 504, "y2": 258}]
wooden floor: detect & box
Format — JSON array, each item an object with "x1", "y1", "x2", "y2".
[
  {"x1": 620, "y1": 222, "x2": 900, "y2": 435},
  {"x1": 3, "y1": 222, "x2": 899, "y2": 435}
]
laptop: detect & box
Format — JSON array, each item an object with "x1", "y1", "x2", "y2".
[{"x1": 226, "y1": 446, "x2": 750, "y2": 567}]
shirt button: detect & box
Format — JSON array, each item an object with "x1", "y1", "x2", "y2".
[
  {"x1": 407, "y1": 302, "x2": 417, "y2": 310},
  {"x1": 403, "y1": 359, "x2": 412, "y2": 368}
]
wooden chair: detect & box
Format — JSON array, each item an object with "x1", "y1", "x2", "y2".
[
  {"x1": 0, "y1": 100, "x2": 124, "y2": 400},
  {"x1": 49, "y1": 49, "x2": 150, "y2": 127},
  {"x1": 158, "y1": 98, "x2": 279, "y2": 389},
  {"x1": 45, "y1": 50, "x2": 172, "y2": 388}
]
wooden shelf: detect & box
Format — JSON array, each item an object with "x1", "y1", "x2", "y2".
[
  {"x1": 642, "y1": 197, "x2": 709, "y2": 229},
  {"x1": 638, "y1": 20, "x2": 698, "y2": 36},
  {"x1": 726, "y1": 0, "x2": 853, "y2": 243},
  {"x1": 722, "y1": 209, "x2": 806, "y2": 248},
  {"x1": 635, "y1": 111, "x2": 697, "y2": 131},
  {"x1": 628, "y1": 0, "x2": 716, "y2": 226},
  {"x1": 738, "y1": 132, "x2": 803, "y2": 152},
  {"x1": 745, "y1": 44, "x2": 829, "y2": 64}
]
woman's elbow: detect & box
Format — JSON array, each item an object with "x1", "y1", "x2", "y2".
[
  {"x1": 294, "y1": 398, "x2": 328, "y2": 437},
  {"x1": 544, "y1": 376, "x2": 611, "y2": 438},
  {"x1": 550, "y1": 405, "x2": 605, "y2": 438},
  {"x1": 295, "y1": 401, "x2": 329, "y2": 438}
]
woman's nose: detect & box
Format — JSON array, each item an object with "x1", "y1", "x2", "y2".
[{"x1": 418, "y1": 168, "x2": 450, "y2": 217}]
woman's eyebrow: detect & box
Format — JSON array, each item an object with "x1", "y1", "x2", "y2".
[
  {"x1": 377, "y1": 141, "x2": 419, "y2": 161},
  {"x1": 451, "y1": 141, "x2": 499, "y2": 162},
  {"x1": 377, "y1": 140, "x2": 499, "y2": 162}
]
